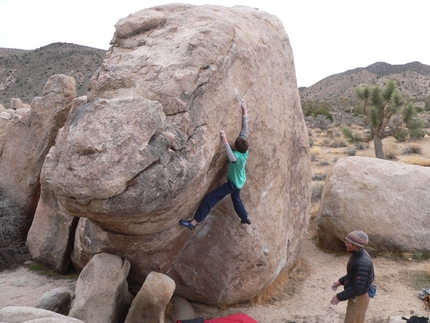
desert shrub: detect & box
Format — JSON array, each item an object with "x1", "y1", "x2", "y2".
[
  {"x1": 310, "y1": 146, "x2": 320, "y2": 162},
  {"x1": 394, "y1": 129, "x2": 409, "y2": 142},
  {"x1": 355, "y1": 142, "x2": 367, "y2": 150},
  {"x1": 319, "y1": 160, "x2": 331, "y2": 166},
  {"x1": 408, "y1": 118, "x2": 426, "y2": 139},
  {"x1": 394, "y1": 118, "x2": 426, "y2": 142},
  {"x1": 345, "y1": 147, "x2": 356, "y2": 156},
  {"x1": 310, "y1": 146, "x2": 320, "y2": 154},
  {"x1": 384, "y1": 144, "x2": 398, "y2": 160},
  {"x1": 401, "y1": 142, "x2": 423, "y2": 155},
  {"x1": 311, "y1": 181, "x2": 324, "y2": 202},
  {"x1": 322, "y1": 137, "x2": 347, "y2": 148},
  {"x1": 312, "y1": 173, "x2": 326, "y2": 181},
  {"x1": 0, "y1": 191, "x2": 27, "y2": 270},
  {"x1": 326, "y1": 129, "x2": 341, "y2": 139},
  {"x1": 302, "y1": 100, "x2": 333, "y2": 122},
  {"x1": 409, "y1": 143, "x2": 423, "y2": 154},
  {"x1": 312, "y1": 107, "x2": 333, "y2": 122},
  {"x1": 312, "y1": 115, "x2": 331, "y2": 130}
]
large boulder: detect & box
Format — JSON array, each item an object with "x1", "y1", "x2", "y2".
[
  {"x1": 26, "y1": 96, "x2": 88, "y2": 273},
  {"x1": 31, "y1": 4, "x2": 311, "y2": 305},
  {"x1": 317, "y1": 156, "x2": 430, "y2": 252},
  {"x1": 0, "y1": 74, "x2": 76, "y2": 234}
]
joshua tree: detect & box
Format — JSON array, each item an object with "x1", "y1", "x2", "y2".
[{"x1": 355, "y1": 80, "x2": 414, "y2": 159}]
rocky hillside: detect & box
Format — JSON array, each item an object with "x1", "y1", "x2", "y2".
[
  {"x1": 299, "y1": 61, "x2": 430, "y2": 103},
  {"x1": 1, "y1": 42, "x2": 429, "y2": 107},
  {"x1": 0, "y1": 42, "x2": 106, "y2": 107}
]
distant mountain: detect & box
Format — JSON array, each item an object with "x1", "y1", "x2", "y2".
[
  {"x1": 299, "y1": 61, "x2": 430, "y2": 103},
  {"x1": 0, "y1": 42, "x2": 106, "y2": 106},
  {"x1": 1, "y1": 43, "x2": 429, "y2": 107}
]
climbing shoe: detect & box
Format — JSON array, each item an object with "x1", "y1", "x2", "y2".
[
  {"x1": 179, "y1": 219, "x2": 195, "y2": 231},
  {"x1": 241, "y1": 218, "x2": 251, "y2": 225}
]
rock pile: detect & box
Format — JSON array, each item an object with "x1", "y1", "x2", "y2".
[
  {"x1": 0, "y1": 253, "x2": 194, "y2": 323},
  {"x1": 0, "y1": 98, "x2": 31, "y2": 130}
]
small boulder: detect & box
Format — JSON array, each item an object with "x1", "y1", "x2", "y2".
[
  {"x1": 10, "y1": 97, "x2": 23, "y2": 109},
  {"x1": 15, "y1": 107, "x2": 30, "y2": 117},
  {"x1": 125, "y1": 272, "x2": 176, "y2": 323},
  {"x1": 0, "y1": 115, "x2": 9, "y2": 128},
  {"x1": 0, "y1": 111, "x2": 9, "y2": 119},
  {"x1": 168, "y1": 296, "x2": 197, "y2": 322},
  {"x1": 4, "y1": 108, "x2": 15, "y2": 118},
  {"x1": 36, "y1": 287, "x2": 74, "y2": 315}
]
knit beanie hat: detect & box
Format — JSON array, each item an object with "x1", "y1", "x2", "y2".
[{"x1": 345, "y1": 230, "x2": 368, "y2": 248}]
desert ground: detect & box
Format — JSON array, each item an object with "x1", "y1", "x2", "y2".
[{"x1": 2, "y1": 128, "x2": 430, "y2": 322}]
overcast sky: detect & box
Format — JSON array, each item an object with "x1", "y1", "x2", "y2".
[{"x1": 0, "y1": 0, "x2": 429, "y2": 87}]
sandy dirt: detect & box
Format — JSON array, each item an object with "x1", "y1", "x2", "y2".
[
  {"x1": 0, "y1": 267, "x2": 75, "y2": 308},
  {"x1": 191, "y1": 226, "x2": 430, "y2": 323},
  {"x1": 1, "y1": 225, "x2": 429, "y2": 323}
]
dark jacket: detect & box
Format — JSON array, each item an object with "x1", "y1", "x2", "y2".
[{"x1": 337, "y1": 248, "x2": 374, "y2": 301}]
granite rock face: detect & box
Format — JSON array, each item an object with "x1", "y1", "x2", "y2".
[{"x1": 29, "y1": 4, "x2": 311, "y2": 305}]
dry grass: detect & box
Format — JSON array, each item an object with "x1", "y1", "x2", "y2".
[
  {"x1": 401, "y1": 142, "x2": 423, "y2": 155},
  {"x1": 321, "y1": 137, "x2": 347, "y2": 148},
  {"x1": 310, "y1": 202, "x2": 320, "y2": 219},
  {"x1": 311, "y1": 181, "x2": 324, "y2": 202},
  {"x1": 426, "y1": 263, "x2": 430, "y2": 275},
  {"x1": 310, "y1": 146, "x2": 321, "y2": 155},
  {"x1": 384, "y1": 143, "x2": 399, "y2": 160},
  {"x1": 311, "y1": 126, "x2": 430, "y2": 175},
  {"x1": 309, "y1": 126, "x2": 430, "y2": 210},
  {"x1": 250, "y1": 266, "x2": 291, "y2": 304},
  {"x1": 355, "y1": 150, "x2": 375, "y2": 158},
  {"x1": 409, "y1": 263, "x2": 430, "y2": 289},
  {"x1": 399, "y1": 156, "x2": 430, "y2": 167},
  {"x1": 0, "y1": 190, "x2": 28, "y2": 270},
  {"x1": 250, "y1": 258, "x2": 309, "y2": 305}
]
